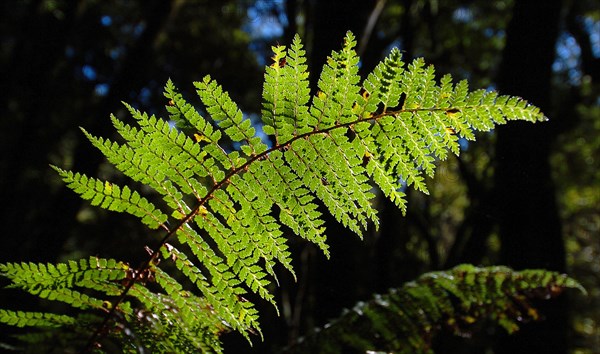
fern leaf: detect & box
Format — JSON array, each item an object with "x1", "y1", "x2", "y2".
[
  {"x1": 1, "y1": 32, "x2": 552, "y2": 352},
  {"x1": 0, "y1": 257, "x2": 128, "y2": 292},
  {"x1": 227, "y1": 173, "x2": 294, "y2": 280},
  {"x1": 361, "y1": 47, "x2": 405, "y2": 112},
  {"x1": 311, "y1": 32, "x2": 361, "y2": 129},
  {"x1": 284, "y1": 265, "x2": 585, "y2": 353},
  {"x1": 75, "y1": 31, "x2": 544, "y2": 346}
]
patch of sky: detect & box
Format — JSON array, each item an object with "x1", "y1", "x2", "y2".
[
  {"x1": 243, "y1": 0, "x2": 287, "y2": 65},
  {"x1": 133, "y1": 22, "x2": 146, "y2": 37},
  {"x1": 65, "y1": 45, "x2": 75, "y2": 58},
  {"x1": 245, "y1": 0, "x2": 287, "y2": 37},
  {"x1": 121, "y1": 22, "x2": 146, "y2": 38},
  {"x1": 110, "y1": 47, "x2": 123, "y2": 60},
  {"x1": 246, "y1": 113, "x2": 273, "y2": 148},
  {"x1": 82, "y1": 65, "x2": 97, "y2": 81},
  {"x1": 553, "y1": 32, "x2": 582, "y2": 85},
  {"x1": 483, "y1": 28, "x2": 505, "y2": 39},
  {"x1": 452, "y1": 7, "x2": 473, "y2": 24},
  {"x1": 95, "y1": 83, "x2": 109, "y2": 97},
  {"x1": 138, "y1": 87, "x2": 153, "y2": 106},
  {"x1": 458, "y1": 138, "x2": 469, "y2": 151},
  {"x1": 553, "y1": 16, "x2": 599, "y2": 85},
  {"x1": 385, "y1": 39, "x2": 403, "y2": 53},
  {"x1": 583, "y1": 17, "x2": 600, "y2": 57},
  {"x1": 100, "y1": 15, "x2": 112, "y2": 27}
]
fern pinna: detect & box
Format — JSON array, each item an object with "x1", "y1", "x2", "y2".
[{"x1": 0, "y1": 32, "x2": 561, "y2": 352}]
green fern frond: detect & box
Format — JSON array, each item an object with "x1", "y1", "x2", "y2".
[
  {"x1": 284, "y1": 265, "x2": 585, "y2": 354},
  {"x1": 1, "y1": 32, "x2": 550, "y2": 352}
]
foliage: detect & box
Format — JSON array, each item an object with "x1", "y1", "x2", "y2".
[
  {"x1": 0, "y1": 32, "x2": 551, "y2": 352},
  {"x1": 284, "y1": 264, "x2": 585, "y2": 354},
  {"x1": 552, "y1": 80, "x2": 600, "y2": 352}
]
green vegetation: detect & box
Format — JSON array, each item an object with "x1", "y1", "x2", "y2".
[
  {"x1": 1, "y1": 1, "x2": 597, "y2": 353},
  {"x1": 286, "y1": 265, "x2": 584, "y2": 353},
  {"x1": 0, "y1": 32, "x2": 581, "y2": 353}
]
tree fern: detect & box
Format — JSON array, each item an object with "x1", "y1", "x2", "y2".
[
  {"x1": 284, "y1": 265, "x2": 585, "y2": 354},
  {"x1": 0, "y1": 32, "x2": 557, "y2": 352}
]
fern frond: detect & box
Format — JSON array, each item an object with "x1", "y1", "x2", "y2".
[
  {"x1": 1, "y1": 32, "x2": 550, "y2": 352},
  {"x1": 284, "y1": 265, "x2": 585, "y2": 354},
  {"x1": 69, "y1": 31, "x2": 545, "y2": 347},
  {"x1": 111, "y1": 107, "x2": 210, "y2": 202}
]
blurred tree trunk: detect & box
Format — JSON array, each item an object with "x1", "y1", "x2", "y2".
[{"x1": 493, "y1": 1, "x2": 567, "y2": 353}]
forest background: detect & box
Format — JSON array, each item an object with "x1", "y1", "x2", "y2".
[{"x1": 0, "y1": 0, "x2": 598, "y2": 353}]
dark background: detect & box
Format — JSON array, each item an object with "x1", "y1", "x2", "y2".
[{"x1": 1, "y1": 0, "x2": 598, "y2": 353}]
